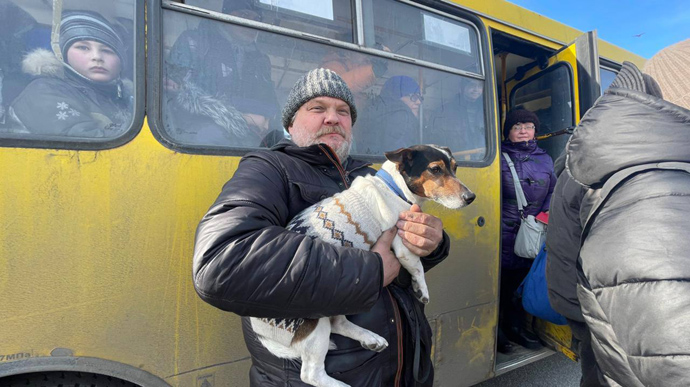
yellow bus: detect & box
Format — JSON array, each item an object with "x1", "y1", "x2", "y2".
[{"x1": 0, "y1": 0, "x2": 644, "y2": 386}]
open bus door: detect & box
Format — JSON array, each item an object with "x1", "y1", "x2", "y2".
[
  {"x1": 506, "y1": 31, "x2": 601, "y2": 160},
  {"x1": 504, "y1": 31, "x2": 601, "y2": 362}
]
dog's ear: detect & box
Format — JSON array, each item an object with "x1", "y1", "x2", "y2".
[{"x1": 385, "y1": 147, "x2": 416, "y2": 168}]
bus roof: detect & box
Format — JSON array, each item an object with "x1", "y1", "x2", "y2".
[{"x1": 446, "y1": 0, "x2": 646, "y2": 68}]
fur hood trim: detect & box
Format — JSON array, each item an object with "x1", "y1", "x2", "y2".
[
  {"x1": 22, "y1": 49, "x2": 65, "y2": 78},
  {"x1": 175, "y1": 81, "x2": 249, "y2": 138}
]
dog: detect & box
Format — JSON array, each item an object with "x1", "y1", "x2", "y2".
[{"x1": 250, "y1": 145, "x2": 476, "y2": 387}]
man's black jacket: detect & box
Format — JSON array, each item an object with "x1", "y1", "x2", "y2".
[{"x1": 193, "y1": 139, "x2": 449, "y2": 386}]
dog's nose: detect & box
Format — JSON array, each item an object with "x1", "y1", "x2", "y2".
[{"x1": 463, "y1": 192, "x2": 476, "y2": 204}]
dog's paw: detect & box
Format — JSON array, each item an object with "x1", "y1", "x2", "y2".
[
  {"x1": 361, "y1": 334, "x2": 388, "y2": 352},
  {"x1": 413, "y1": 288, "x2": 430, "y2": 304},
  {"x1": 411, "y1": 279, "x2": 430, "y2": 304}
]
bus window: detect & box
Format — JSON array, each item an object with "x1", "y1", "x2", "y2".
[
  {"x1": 363, "y1": 0, "x2": 482, "y2": 74},
  {"x1": 600, "y1": 66, "x2": 618, "y2": 94},
  {"x1": 160, "y1": 1, "x2": 487, "y2": 159},
  {"x1": 511, "y1": 64, "x2": 575, "y2": 161},
  {"x1": 0, "y1": 1, "x2": 136, "y2": 142},
  {"x1": 185, "y1": 0, "x2": 354, "y2": 42}
]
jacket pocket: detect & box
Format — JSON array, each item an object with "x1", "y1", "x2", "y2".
[
  {"x1": 293, "y1": 181, "x2": 334, "y2": 204},
  {"x1": 328, "y1": 351, "x2": 385, "y2": 386}
]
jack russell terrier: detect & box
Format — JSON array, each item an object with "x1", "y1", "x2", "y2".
[{"x1": 250, "y1": 145, "x2": 476, "y2": 387}]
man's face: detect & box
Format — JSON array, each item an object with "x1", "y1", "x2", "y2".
[{"x1": 289, "y1": 96, "x2": 353, "y2": 162}]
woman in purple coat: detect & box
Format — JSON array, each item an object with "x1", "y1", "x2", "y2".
[{"x1": 498, "y1": 108, "x2": 556, "y2": 353}]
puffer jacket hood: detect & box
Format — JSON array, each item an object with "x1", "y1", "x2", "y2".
[{"x1": 567, "y1": 87, "x2": 690, "y2": 187}]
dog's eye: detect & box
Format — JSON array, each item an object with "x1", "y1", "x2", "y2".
[{"x1": 429, "y1": 166, "x2": 442, "y2": 174}]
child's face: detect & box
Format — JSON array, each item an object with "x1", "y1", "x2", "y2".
[{"x1": 67, "y1": 40, "x2": 121, "y2": 83}]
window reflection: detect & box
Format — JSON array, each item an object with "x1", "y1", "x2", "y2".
[
  {"x1": 161, "y1": 4, "x2": 487, "y2": 159},
  {"x1": 185, "y1": 0, "x2": 354, "y2": 42},
  {"x1": 164, "y1": 9, "x2": 280, "y2": 147},
  {"x1": 363, "y1": 0, "x2": 481, "y2": 74},
  {"x1": 600, "y1": 67, "x2": 618, "y2": 94}
]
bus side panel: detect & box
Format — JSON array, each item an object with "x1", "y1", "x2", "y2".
[
  {"x1": 425, "y1": 158, "x2": 501, "y2": 386},
  {"x1": 0, "y1": 122, "x2": 251, "y2": 383},
  {"x1": 433, "y1": 304, "x2": 496, "y2": 385}
]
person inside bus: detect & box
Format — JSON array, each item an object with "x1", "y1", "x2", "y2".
[
  {"x1": 192, "y1": 68, "x2": 450, "y2": 386},
  {"x1": 498, "y1": 108, "x2": 555, "y2": 354},
  {"x1": 9, "y1": 11, "x2": 132, "y2": 138},
  {"x1": 0, "y1": 0, "x2": 39, "y2": 130},
  {"x1": 547, "y1": 42, "x2": 690, "y2": 387},
  {"x1": 320, "y1": 42, "x2": 390, "y2": 109},
  {"x1": 355, "y1": 75, "x2": 422, "y2": 154},
  {"x1": 164, "y1": 0, "x2": 280, "y2": 147},
  {"x1": 426, "y1": 77, "x2": 485, "y2": 160}
]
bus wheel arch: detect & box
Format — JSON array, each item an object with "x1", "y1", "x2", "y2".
[{"x1": 0, "y1": 356, "x2": 170, "y2": 387}]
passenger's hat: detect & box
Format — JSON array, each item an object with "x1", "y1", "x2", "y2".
[
  {"x1": 643, "y1": 38, "x2": 690, "y2": 110},
  {"x1": 282, "y1": 68, "x2": 357, "y2": 129},
  {"x1": 503, "y1": 108, "x2": 540, "y2": 140},
  {"x1": 59, "y1": 12, "x2": 125, "y2": 63},
  {"x1": 380, "y1": 75, "x2": 420, "y2": 99}
]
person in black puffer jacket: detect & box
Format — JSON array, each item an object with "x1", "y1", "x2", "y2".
[
  {"x1": 547, "y1": 45, "x2": 690, "y2": 387},
  {"x1": 193, "y1": 68, "x2": 450, "y2": 386}
]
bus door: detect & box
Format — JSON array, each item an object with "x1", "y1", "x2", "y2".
[
  {"x1": 505, "y1": 31, "x2": 601, "y2": 360},
  {"x1": 506, "y1": 31, "x2": 601, "y2": 160}
]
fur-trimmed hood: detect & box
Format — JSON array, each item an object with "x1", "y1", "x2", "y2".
[
  {"x1": 21, "y1": 48, "x2": 133, "y2": 96},
  {"x1": 22, "y1": 49, "x2": 65, "y2": 78},
  {"x1": 172, "y1": 80, "x2": 249, "y2": 138}
]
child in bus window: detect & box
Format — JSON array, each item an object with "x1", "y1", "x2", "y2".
[{"x1": 9, "y1": 11, "x2": 132, "y2": 138}]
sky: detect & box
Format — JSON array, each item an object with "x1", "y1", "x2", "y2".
[{"x1": 507, "y1": 0, "x2": 690, "y2": 58}]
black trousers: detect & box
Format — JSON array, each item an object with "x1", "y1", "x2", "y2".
[
  {"x1": 567, "y1": 318, "x2": 608, "y2": 387},
  {"x1": 499, "y1": 267, "x2": 531, "y2": 334}
]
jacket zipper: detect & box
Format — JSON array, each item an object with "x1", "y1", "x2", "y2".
[
  {"x1": 318, "y1": 144, "x2": 350, "y2": 188},
  {"x1": 388, "y1": 288, "x2": 403, "y2": 387}
]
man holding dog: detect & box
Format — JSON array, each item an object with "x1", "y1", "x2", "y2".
[{"x1": 193, "y1": 68, "x2": 449, "y2": 386}]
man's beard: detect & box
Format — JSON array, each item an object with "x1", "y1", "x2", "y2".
[{"x1": 292, "y1": 126, "x2": 353, "y2": 163}]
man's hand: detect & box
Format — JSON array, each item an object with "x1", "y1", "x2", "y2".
[
  {"x1": 372, "y1": 227, "x2": 401, "y2": 286},
  {"x1": 396, "y1": 204, "x2": 443, "y2": 257}
]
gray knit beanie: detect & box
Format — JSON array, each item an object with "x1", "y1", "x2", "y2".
[
  {"x1": 281, "y1": 68, "x2": 357, "y2": 130},
  {"x1": 609, "y1": 61, "x2": 663, "y2": 98}
]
